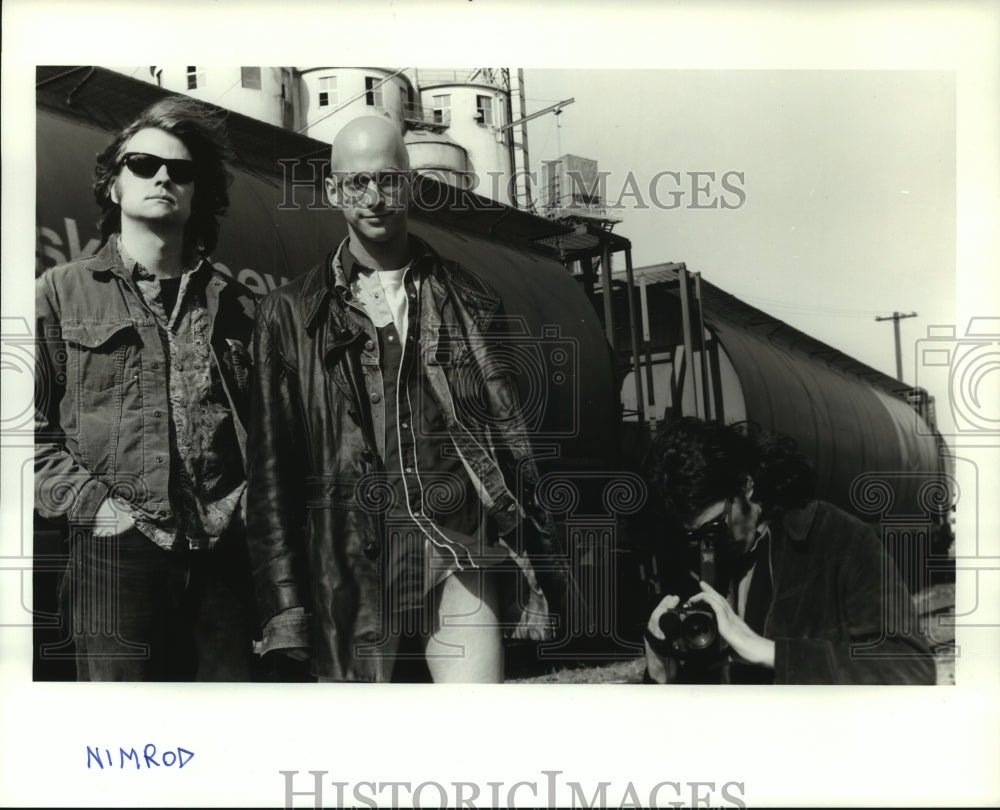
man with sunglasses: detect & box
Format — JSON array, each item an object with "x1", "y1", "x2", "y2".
[
  {"x1": 641, "y1": 418, "x2": 935, "y2": 684},
  {"x1": 246, "y1": 116, "x2": 562, "y2": 682},
  {"x1": 35, "y1": 97, "x2": 259, "y2": 680}
]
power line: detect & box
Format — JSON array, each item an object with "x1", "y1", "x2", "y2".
[{"x1": 741, "y1": 295, "x2": 884, "y2": 318}]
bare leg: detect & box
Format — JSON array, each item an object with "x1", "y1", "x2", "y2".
[{"x1": 423, "y1": 569, "x2": 503, "y2": 683}]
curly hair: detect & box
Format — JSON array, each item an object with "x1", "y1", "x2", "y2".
[
  {"x1": 93, "y1": 95, "x2": 233, "y2": 257},
  {"x1": 644, "y1": 417, "x2": 817, "y2": 520}
]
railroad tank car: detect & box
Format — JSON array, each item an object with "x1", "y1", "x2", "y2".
[{"x1": 607, "y1": 264, "x2": 954, "y2": 593}]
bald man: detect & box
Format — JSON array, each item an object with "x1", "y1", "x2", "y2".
[{"x1": 246, "y1": 117, "x2": 562, "y2": 682}]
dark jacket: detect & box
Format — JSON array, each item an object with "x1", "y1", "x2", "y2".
[
  {"x1": 763, "y1": 500, "x2": 935, "y2": 684},
  {"x1": 35, "y1": 239, "x2": 256, "y2": 526},
  {"x1": 246, "y1": 239, "x2": 562, "y2": 681}
]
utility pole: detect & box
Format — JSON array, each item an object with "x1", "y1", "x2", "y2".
[{"x1": 875, "y1": 311, "x2": 918, "y2": 381}]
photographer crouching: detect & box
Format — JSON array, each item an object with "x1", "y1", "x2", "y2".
[{"x1": 642, "y1": 418, "x2": 936, "y2": 685}]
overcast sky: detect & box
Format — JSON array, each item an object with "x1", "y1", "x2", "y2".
[{"x1": 523, "y1": 69, "x2": 955, "y2": 402}]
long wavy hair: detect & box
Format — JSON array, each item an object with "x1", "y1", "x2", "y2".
[
  {"x1": 93, "y1": 95, "x2": 233, "y2": 258},
  {"x1": 644, "y1": 417, "x2": 818, "y2": 521}
]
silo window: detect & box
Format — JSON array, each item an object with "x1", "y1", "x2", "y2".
[
  {"x1": 476, "y1": 94, "x2": 493, "y2": 125},
  {"x1": 319, "y1": 76, "x2": 337, "y2": 107},
  {"x1": 241, "y1": 67, "x2": 262, "y2": 90},
  {"x1": 186, "y1": 66, "x2": 204, "y2": 90},
  {"x1": 365, "y1": 77, "x2": 383, "y2": 107},
  {"x1": 432, "y1": 94, "x2": 451, "y2": 124}
]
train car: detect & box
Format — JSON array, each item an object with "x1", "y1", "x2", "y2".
[{"x1": 606, "y1": 263, "x2": 955, "y2": 595}]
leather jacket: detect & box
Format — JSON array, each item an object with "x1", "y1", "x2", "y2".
[
  {"x1": 35, "y1": 239, "x2": 256, "y2": 527},
  {"x1": 246, "y1": 237, "x2": 563, "y2": 681}
]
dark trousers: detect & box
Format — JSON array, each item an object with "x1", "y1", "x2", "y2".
[{"x1": 59, "y1": 527, "x2": 257, "y2": 681}]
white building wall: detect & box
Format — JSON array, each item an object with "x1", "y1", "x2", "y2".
[
  {"x1": 418, "y1": 82, "x2": 512, "y2": 203},
  {"x1": 137, "y1": 66, "x2": 295, "y2": 129},
  {"x1": 297, "y1": 67, "x2": 411, "y2": 144},
  {"x1": 106, "y1": 66, "x2": 158, "y2": 85},
  {"x1": 105, "y1": 65, "x2": 521, "y2": 204}
]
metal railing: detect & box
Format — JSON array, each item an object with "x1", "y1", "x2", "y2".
[
  {"x1": 402, "y1": 101, "x2": 450, "y2": 127},
  {"x1": 415, "y1": 68, "x2": 492, "y2": 87}
]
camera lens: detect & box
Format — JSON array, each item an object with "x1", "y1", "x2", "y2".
[{"x1": 681, "y1": 611, "x2": 716, "y2": 650}]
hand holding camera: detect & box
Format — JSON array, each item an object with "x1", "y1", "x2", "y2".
[
  {"x1": 688, "y1": 581, "x2": 775, "y2": 669},
  {"x1": 644, "y1": 581, "x2": 775, "y2": 682},
  {"x1": 643, "y1": 593, "x2": 682, "y2": 683}
]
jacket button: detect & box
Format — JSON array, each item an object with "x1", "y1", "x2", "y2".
[
  {"x1": 363, "y1": 541, "x2": 380, "y2": 560},
  {"x1": 364, "y1": 340, "x2": 374, "y2": 351},
  {"x1": 153, "y1": 410, "x2": 162, "y2": 417},
  {"x1": 369, "y1": 392, "x2": 381, "y2": 404}
]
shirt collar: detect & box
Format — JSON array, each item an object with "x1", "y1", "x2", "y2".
[
  {"x1": 117, "y1": 235, "x2": 206, "y2": 281},
  {"x1": 334, "y1": 234, "x2": 435, "y2": 291}
]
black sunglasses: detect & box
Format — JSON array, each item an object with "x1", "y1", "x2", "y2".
[
  {"x1": 682, "y1": 497, "x2": 733, "y2": 545},
  {"x1": 122, "y1": 152, "x2": 197, "y2": 184}
]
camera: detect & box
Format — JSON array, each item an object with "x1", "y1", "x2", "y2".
[
  {"x1": 658, "y1": 603, "x2": 719, "y2": 658},
  {"x1": 648, "y1": 526, "x2": 726, "y2": 663}
]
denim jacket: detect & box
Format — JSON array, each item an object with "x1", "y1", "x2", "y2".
[{"x1": 34, "y1": 239, "x2": 256, "y2": 529}]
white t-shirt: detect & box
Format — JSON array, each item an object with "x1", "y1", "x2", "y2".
[{"x1": 378, "y1": 264, "x2": 412, "y2": 344}]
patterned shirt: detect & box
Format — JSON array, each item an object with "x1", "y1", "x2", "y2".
[{"x1": 116, "y1": 238, "x2": 246, "y2": 551}]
